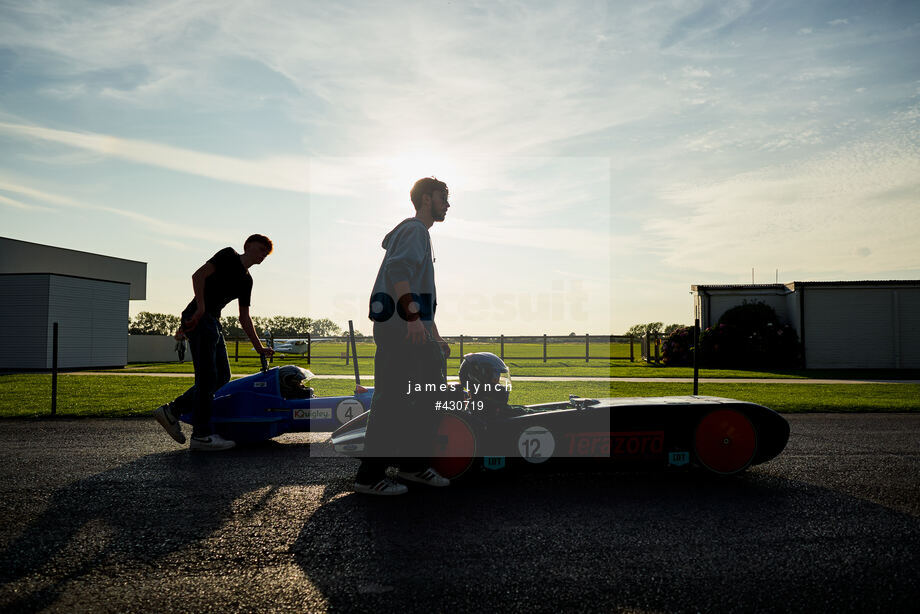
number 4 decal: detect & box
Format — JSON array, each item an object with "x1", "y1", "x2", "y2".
[{"x1": 336, "y1": 399, "x2": 364, "y2": 424}]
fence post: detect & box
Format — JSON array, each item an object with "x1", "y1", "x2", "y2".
[
  {"x1": 51, "y1": 322, "x2": 58, "y2": 416},
  {"x1": 459, "y1": 334, "x2": 464, "y2": 358},
  {"x1": 543, "y1": 334, "x2": 547, "y2": 363},
  {"x1": 234, "y1": 340, "x2": 239, "y2": 362},
  {"x1": 306, "y1": 333, "x2": 311, "y2": 365},
  {"x1": 500, "y1": 334, "x2": 504, "y2": 360},
  {"x1": 629, "y1": 336, "x2": 634, "y2": 362},
  {"x1": 654, "y1": 333, "x2": 660, "y2": 363},
  {"x1": 693, "y1": 318, "x2": 700, "y2": 395},
  {"x1": 585, "y1": 333, "x2": 589, "y2": 363},
  {"x1": 345, "y1": 338, "x2": 350, "y2": 365}
]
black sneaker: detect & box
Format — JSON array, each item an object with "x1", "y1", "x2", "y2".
[
  {"x1": 354, "y1": 478, "x2": 408, "y2": 495},
  {"x1": 153, "y1": 403, "x2": 185, "y2": 444},
  {"x1": 189, "y1": 434, "x2": 236, "y2": 451},
  {"x1": 397, "y1": 467, "x2": 450, "y2": 487}
]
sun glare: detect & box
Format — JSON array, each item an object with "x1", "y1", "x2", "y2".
[{"x1": 384, "y1": 147, "x2": 468, "y2": 194}]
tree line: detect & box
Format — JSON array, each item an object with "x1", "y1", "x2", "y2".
[
  {"x1": 128, "y1": 312, "x2": 344, "y2": 338},
  {"x1": 625, "y1": 322, "x2": 687, "y2": 337}
]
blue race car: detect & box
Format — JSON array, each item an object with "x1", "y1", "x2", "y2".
[{"x1": 179, "y1": 355, "x2": 373, "y2": 443}]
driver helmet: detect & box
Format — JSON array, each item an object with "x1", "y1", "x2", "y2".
[
  {"x1": 458, "y1": 352, "x2": 511, "y2": 410},
  {"x1": 279, "y1": 365, "x2": 315, "y2": 398}
]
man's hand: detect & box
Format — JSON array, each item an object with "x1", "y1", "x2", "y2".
[
  {"x1": 256, "y1": 346, "x2": 275, "y2": 357},
  {"x1": 184, "y1": 308, "x2": 205, "y2": 332},
  {"x1": 405, "y1": 318, "x2": 427, "y2": 344},
  {"x1": 434, "y1": 335, "x2": 451, "y2": 358}
]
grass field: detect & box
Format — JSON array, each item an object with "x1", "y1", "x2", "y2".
[
  {"x1": 111, "y1": 351, "x2": 920, "y2": 380},
  {"x1": 108, "y1": 339, "x2": 920, "y2": 380},
  {"x1": 1, "y1": 373, "x2": 917, "y2": 418}
]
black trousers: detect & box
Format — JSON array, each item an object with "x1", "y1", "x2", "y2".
[
  {"x1": 173, "y1": 314, "x2": 231, "y2": 437},
  {"x1": 355, "y1": 322, "x2": 444, "y2": 483}
]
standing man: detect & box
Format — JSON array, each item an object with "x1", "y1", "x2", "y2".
[
  {"x1": 154, "y1": 234, "x2": 275, "y2": 451},
  {"x1": 355, "y1": 177, "x2": 453, "y2": 495}
]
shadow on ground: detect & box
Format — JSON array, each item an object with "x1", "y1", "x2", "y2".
[
  {"x1": 1, "y1": 443, "x2": 918, "y2": 613},
  {"x1": 0, "y1": 440, "x2": 332, "y2": 612},
  {"x1": 292, "y1": 469, "x2": 920, "y2": 613}
]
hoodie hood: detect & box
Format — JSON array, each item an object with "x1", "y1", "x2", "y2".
[{"x1": 382, "y1": 217, "x2": 425, "y2": 249}]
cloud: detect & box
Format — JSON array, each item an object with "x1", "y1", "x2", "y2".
[
  {"x1": 0, "y1": 192, "x2": 50, "y2": 211},
  {"x1": 0, "y1": 178, "x2": 222, "y2": 242},
  {"x1": 648, "y1": 126, "x2": 920, "y2": 275},
  {"x1": 0, "y1": 121, "x2": 361, "y2": 196}
]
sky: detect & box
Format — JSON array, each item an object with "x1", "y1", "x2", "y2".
[{"x1": 1, "y1": 0, "x2": 919, "y2": 336}]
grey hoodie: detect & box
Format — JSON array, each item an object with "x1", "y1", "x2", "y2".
[{"x1": 368, "y1": 217, "x2": 437, "y2": 326}]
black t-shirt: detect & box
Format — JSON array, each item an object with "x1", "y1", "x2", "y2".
[{"x1": 183, "y1": 247, "x2": 253, "y2": 319}]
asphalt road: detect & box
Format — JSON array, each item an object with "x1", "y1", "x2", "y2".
[{"x1": 0, "y1": 415, "x2": 917, "y2": 613}]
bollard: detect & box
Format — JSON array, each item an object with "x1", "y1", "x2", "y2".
[
  {"x1": 543, "y1": 334, "x2": 547, "y2": 363},
  {"x1": 51, "y1": 322, "x2": 58, "y2": 416}
]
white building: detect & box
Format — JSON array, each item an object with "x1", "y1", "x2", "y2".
[
  {"x1": 691, "y1": 281, "x2": 920, "y2": 369},
  {"x1": 0, "y1": 237, "x2": 146, "y2": 369}
]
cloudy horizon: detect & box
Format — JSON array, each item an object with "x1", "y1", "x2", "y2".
[{"x1": 2, "y1": 0, "x2": 918, "y2": 334}]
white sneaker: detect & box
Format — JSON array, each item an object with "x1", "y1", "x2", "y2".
[
  {"x1": 354, "y1": 478, "x2": 408, "y2": 496},
  {"x1": 153, "y1": 403, "x2": 185, "y2": 444},
  {"x1": 397, "y1": 467, "x2": 450, "y2": 487},
  {"x1": 189, "y1": 434, "x2": 235, "y2": 451}
]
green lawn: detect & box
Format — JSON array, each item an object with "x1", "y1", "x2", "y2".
[{"x1": 1, "y1": 373, "x2": 917, "y2": 418}]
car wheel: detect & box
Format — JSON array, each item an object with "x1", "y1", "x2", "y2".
[
  {"x1": 430, "y1": 414, "x2": 476, "y2": 479},
  {"x1": 693, "y1": 408, "x2": 757, "y2": 475}
]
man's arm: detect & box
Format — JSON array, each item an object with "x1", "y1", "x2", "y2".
[
  {"x1": 239, "y1": 306, "x2": 274, "y2": 356},
  {"x1": 393, "y1": 279, "x2": 428, "y2": 344},
  {"x1": 184, "y1": 261, "x2": 216, "y2": 331}
]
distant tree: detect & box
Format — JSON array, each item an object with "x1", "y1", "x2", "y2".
[
  {"x1": 698, "y1": 301, "x2": 800, "y2": 368},
  {"x1": 664, "y1": 323, "x2": 687, "y2": 335},
  {"x1": 266, "y1": 316, "x2": 314, "y2": 337},
  {"x1": 129, "y1": 312, "x2": 181, "y2": 335},
  {"x1": 626, "y1": 322, "x2": 664, "y2": 337},
  {"x1": 311, "y1": 318, "x2": 342, "y2": 337},
  {"x1": 220, "y1": 314, "x2": 342, "y2": 339},
  {"x1": 252, "y1": 316, "x2": 272, "y2": 337}
]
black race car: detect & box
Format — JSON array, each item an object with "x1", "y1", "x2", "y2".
[{"x1": 331, "y1": 352, "x2": 790, "y2": 479}]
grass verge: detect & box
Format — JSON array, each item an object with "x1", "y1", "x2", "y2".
[{"x1": 1, "y1": 374, "x2": 917, "y2": 418}]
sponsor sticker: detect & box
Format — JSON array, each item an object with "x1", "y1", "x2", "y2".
[
  {"x1": 668, "y1": 451, "x2": 690, "y2": 467},
  {"x1": 483, "y1": 456, "x2": 506, "y2": 470},
  {"x1": 518, "y1": 426, "x2": 555, "y2": 463},
  {"x1": 293, "y1": 408, "x2": 332, "y2": 420},
  {"x1": 564, "y1": 431, "x2": 664, "y2": 458},
  {"x1": 336, "y1": 399, "x2": 364, "y2": 424}
]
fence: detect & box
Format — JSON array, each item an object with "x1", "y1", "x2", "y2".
[{"x1": 226, "y1": 334, "x2": 660, "y2": 365}]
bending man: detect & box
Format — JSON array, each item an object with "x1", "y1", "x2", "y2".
[{"x1": 154, "y1": 234, "x2": 275, "y2": 451}]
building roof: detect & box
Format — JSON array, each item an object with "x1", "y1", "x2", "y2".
[
  {"x1": 0, "y1": 236, "x2": 147, "y2": 299},
  {"x1": 693, "y1": 280, "x2": 920, "y2": 293}
]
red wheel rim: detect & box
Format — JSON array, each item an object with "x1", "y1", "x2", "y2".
[
  {"x1": 430, "y1": 414, "x2": 476, "y2": 479},
  {"x1": 694, "y1": 409, "x2": 757, "y2": 474}
]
